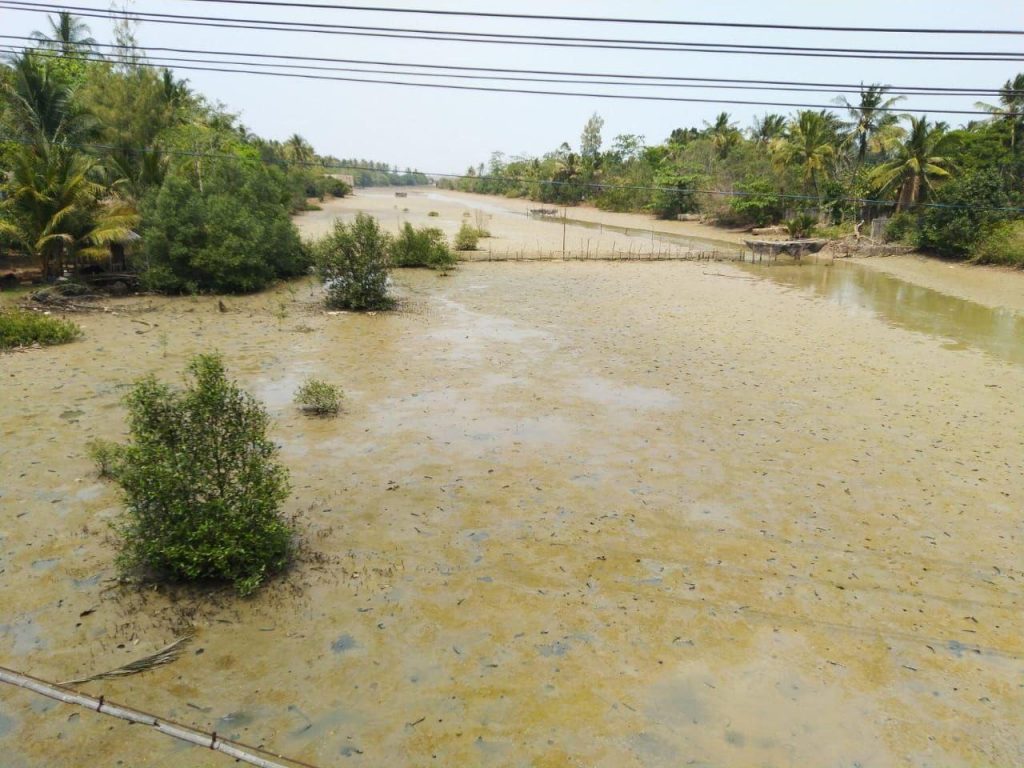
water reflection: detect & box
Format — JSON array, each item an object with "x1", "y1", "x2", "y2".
[{"x1": 745, "y1": 262, "x2": 1024, "y2": 366}]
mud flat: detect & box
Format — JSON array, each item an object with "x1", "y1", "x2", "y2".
[{"x1": 1, "y1": 200, "x2": 1022, "y2": 767}]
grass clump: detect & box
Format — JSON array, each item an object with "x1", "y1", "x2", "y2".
[
  {"x1": 784, "y1": 213, "x2": 817, "y2": 239},
  {"x1": 971, "y1": 221, "x2": 1024, "y2": 267},
  {"x1": 391, "y1": 222, "x2": 457, "y2": 269},
  {"x1": 314, "y1": 213, "x2": 395, "y2": 311},
  {"x1": 86, "y1": 438, "x2": 126, "y2": 479},
  {"x1": 454, "y1": 220, "x2": 480, "y2": 251},
  {"x1": 294, "y1": 378, "x2": 342, "y2": 416},
  {"x1": 427, "y1": 210, "x2": 440, "y2": 217},
  {"x1": 107, "y1": 353, "x2": 292, "y2": 595},
  {"x1": 0, "y1": 309, "x2": 81, "y2": 350}
]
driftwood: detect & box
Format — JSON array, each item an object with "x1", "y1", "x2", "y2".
[{"x1": 0, "y1": 665, "x2": 318, "y2": 768}]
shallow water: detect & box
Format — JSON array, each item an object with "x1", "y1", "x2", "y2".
[
  {"x1": 746, "y1": 261, "x2": 1024, "y2": 366},
  {"x1": 1, "y1": 230, "x2": 1022, "y2": 765}
]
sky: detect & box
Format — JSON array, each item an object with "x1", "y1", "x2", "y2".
[{"x1": 2, "y1": 0, "x2": 1022, "y2": 173}]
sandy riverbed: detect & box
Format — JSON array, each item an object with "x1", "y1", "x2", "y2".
[{"x1": 1, "y1": 195, "x2": 1022, "y2": 767}]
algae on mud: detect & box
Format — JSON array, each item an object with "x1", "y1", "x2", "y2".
[{"x1": 0, "y1": 198, "x2": 1022, "y2": 768}]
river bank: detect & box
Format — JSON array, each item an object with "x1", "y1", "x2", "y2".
[
  {"x1": 324, "y1": 187, "x2": 1022, "y2": 314},
  {"x1": 1, "y1": 195, "x2": 1021, "y2": 768}
]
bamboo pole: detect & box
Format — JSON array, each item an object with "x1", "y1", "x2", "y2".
[{"x1": 0, "y1": 666, "x2": 315, "y2": 768}]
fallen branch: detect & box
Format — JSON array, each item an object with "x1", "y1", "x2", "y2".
[{"x1": 60, "y1": 634, "x2": 192, "y2": 685}]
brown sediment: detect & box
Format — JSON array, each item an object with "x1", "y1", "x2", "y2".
[{"x1": 0, "y1": 197, "x2": 1021, "y2": 767}]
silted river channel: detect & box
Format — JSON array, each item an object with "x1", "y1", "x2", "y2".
[{"x1": 1, "y1": 189, "x2": 1022, "y2": 767}]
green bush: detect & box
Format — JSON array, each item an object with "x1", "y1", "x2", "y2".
[
  {"x1": 87, "y1": 438, "x2": 126, "y2": 479},
  {"x1": 649, "y1": 172, "x2": 704, "y2": 220},
  {"x1": 0, "y1": 309, "x2": 81, "y2": 349},
  {"x1": 314, "y1": 213, "x2": 395, "y2": 310},
  {"x1": 328, "y1": 179, "x2": 352, "y2": 198},
  {"x1": 885, "y1": 212, "x2": 919, "y2": 244},
  {"x1": 427, "y1": 210, "x2": 440, "y2": 217},
  {"x1": 294, "y1": 378, "x2": 343, "y2": 415},
  {"x1": 728, "y1": 179, "x2": 785, "y2": 227},
  {"x1": 454, "y1": 221, "x2": 480, "y2": 251},
  {"x1": 391, "y1": 223, "x2": 456, "y2": 269},
  {"x1": 111, "y1": 354, "x2": 292, "y2": 595},
  {"x1": 140, "y1": 158, "x2": 309, "y2": 294},
  {"x1": 917, "y1": 170, "x2": 1012, "y2": 258},
  {"x1": 971, "y1": 220, "x2": 1024, "y2": 267}
]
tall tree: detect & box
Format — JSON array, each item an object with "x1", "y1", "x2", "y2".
[
  {"x1": 975, "y1": 73, "x2": 1024, "y2": 150},
  {"x1": 703, "y1": 112, "x2": 741, "y2": 158},
  {"x1": 749, "y1": 114, "x2": 787, "y2": 146},
  {"x1": 869, "y1": 117, "x2": 956, "y2": 211},
  {"x1": 836, "y1": 84, "x2": 905, "y2": 164},
  {"x1": 31, "y1": 11, "x2": 97, "y2": 55},
  {"x1": 776, "y1": 110, "x2": 842, "y2": 200}
]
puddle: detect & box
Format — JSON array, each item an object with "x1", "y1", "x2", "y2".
[{"x1": 745, "y1": 261, "x2": 1024, "y2": 365}]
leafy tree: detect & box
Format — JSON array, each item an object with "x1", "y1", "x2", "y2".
[
  {"x1": 917, "y1": 169, "x2": 1011, "y2": 257},
  {"x1": 580, "y1": 112, "x2": 604, "y2": 159},
  {"x1": 728, "y1": 179, "x2": 785, "y2": 226},
  {"x1": 650, "y1": 171, "x2": 704, "y2": 219},
  {"x1": 140, "y1": 156, "x2": 307, "y2": 293},
  {"x1": 314, "y1": 213, "x2": 394, "y2": 310},
  {"x1": 111, "y1": 354, "x2": 292, "y2": 595}
]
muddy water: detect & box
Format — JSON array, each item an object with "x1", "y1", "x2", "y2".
[
  {"x1": 2, "y1": 256, "x2": 1023, "y2": 764},
  {"x1": 745, "y1": 261, "x2": 1024, "y2": 366}
]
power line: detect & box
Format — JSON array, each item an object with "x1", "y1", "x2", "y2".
[
  {"x1": 3, "y1": 35, "x2": 1015, "y2": 97},
  {"x1": 173, "y1": 0, "x2": 1024, "y2": 37},
  {"x1": 0, "y1": 45, "x2": 1000, "y2": 115},
  {"x1": 2, "y1": 136, "x2": 1022, "y2": 213},
  {"x1": 3, "y1": 1, "x2": 1024, "y2": 61}
]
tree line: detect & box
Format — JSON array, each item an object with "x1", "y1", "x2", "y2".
[
  {"x1": 441, "y1": 81, "x2": 1024, "y2": 265},
  {"x1": 0, "y1": 11, "x2": 420, "y2": 291}
]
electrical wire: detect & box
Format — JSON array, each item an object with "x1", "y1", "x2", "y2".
[
  {"x1": 2, "y1": 136, "x2": 1022, "y2": 213},
  {"x1": 0, "y1": 45, "x2": 1002, "y2": 115},
  {"x1": 2, "y1": 1, "x2": 1023, "y2": 61},
  {"x1": 2, "y1": 35, "x2": 1016, "y2": 97},
  {"x1": 171, "y1": 1, "x2": 1024, "y2": 36}
]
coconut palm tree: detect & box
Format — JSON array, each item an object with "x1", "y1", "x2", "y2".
[
  {"x1": 31, "y1": 11, "x2": 97, "y2": 55},
  {"x1": 703, "y1": 111, "x2": 741, "y2": 158},
  {"x1": 0, "y1": 144, "x2": 137, "y2": 278},
  {"x1": 1, "y1": 50, "x2": 88, "y2": 144},
  {"x1": 869, "y1": 117, "x2": 956, "y2": 211},
  {"x1": 975, "y1": 73, "x2": 1024, "y2": 149},
  {"x1": 776, "y1": 110, "x2": 842, "y2": 200},
  {"x1": 835, "y1": 84, "x2": 905, "y2": 164},
  {"x1": 284, "y1": 133, "x2": 314, "y2": 165},
  {"x1": 749, "y1": 113, "x2": 787, "y2": 146}
]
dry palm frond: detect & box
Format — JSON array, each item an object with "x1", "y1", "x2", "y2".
[{"x1": 60, "y1": 634, "x2": 193, "y2": 686}]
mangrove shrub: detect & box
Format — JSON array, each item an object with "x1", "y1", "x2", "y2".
[
  {"x1": 391, "y1": 222, "x2": 456, "y2": 269},
  {"x1": 111, "y1": 354, "x2": 292, "y2": 594},
  {"x1": 314, "y1": 213, "x2": 394, "y2": 310}
]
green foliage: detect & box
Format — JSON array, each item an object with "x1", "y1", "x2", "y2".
[
  {"x1": 728, "y1": 179, "x2": 784, "y2": 226},
  {"x1": 391, "y1": 223, "x2": 456, "y2": 269},
  {"x1": 885, "y1": 212, "x2": 919, "y2": 244},
  {"x1": 785, "y1": 213, "x2": 817, "y2": 239},
  {"x1": 111, "y1": 354, "x2": 292, "y2": 595},
  {"x1": 649, "y1": 172, "x2": 704, "y2": 220},
  {"x1": 327, "y1": 179, "x2": 352, "y2": 198},
  {"x1": 0, "y1": 308, "x2": 81, "y2": 349},
  {"x1": 294, "y1": 378, "x2": 343, "y2": 415},
  {"x1": 454, "y1": 221, "x2": 480, "y2": 251},
  {"x1": 314, "y1": 213, "x2": 395, "y2": 310},
  {"x1": 427, "y1": 211, "x2": 440, "y2": 217},
  {"x1": 917, "y1": 169, "x2": 1012, "y2": 258},
  {"x1": 140, "y1": 157, "x2": 308, "y2": 293},
  {"x1": 970, "y1": 220, "x2": 1024, "y2": 266}
]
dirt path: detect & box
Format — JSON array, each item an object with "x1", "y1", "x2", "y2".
[{"x1": 1, "y1": 202, "x2": 1022, "y2": 767}]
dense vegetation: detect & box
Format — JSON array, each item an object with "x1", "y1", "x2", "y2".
[
  {"x1": 442, "y1": 82, "x2": 1024, "y2": 264},
  {"x1": 106, "y1": 354, "x2": 293, "y2": 595},
  {"x1": 0, "y1": 307, "x2": 81, "y2": 348},
  {"x1": 0, "y1": 12, "x2": 418, "y2": 291},
  {"x1": 325, "y1": 159, "x2": 429, "y2": 188},
  {"x1": 391, "y1": 222, "x2": 456, "y2": 269},
  {"x1": 294, "y1": 377, "x2": 343, "y2": 416}
]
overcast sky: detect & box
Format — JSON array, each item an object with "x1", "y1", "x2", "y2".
[{"x1": 3, "y1": 1, "x2": 1022, "y2": 172}]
